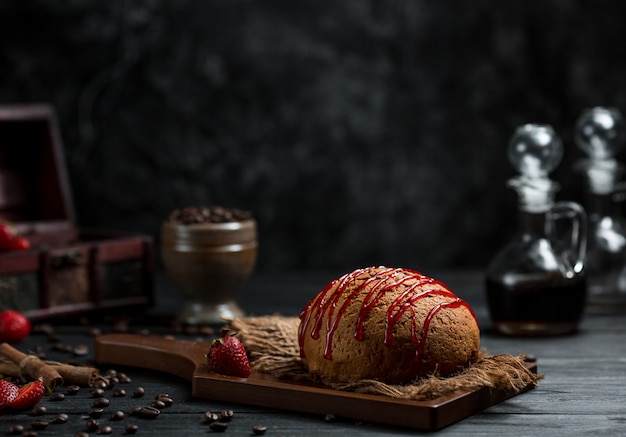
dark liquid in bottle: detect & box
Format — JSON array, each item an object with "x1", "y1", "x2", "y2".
[{"x1": 486, "y1": 274, "x2": 587, "y2": 336}]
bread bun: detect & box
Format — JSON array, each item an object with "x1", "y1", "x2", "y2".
[{"x1": 298, "y1": 267, "x2": 480, "y2": 384}]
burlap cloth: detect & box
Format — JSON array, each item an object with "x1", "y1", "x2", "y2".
[{"x1": 231, "y1": 315, "x2": 542, "y2": 401}]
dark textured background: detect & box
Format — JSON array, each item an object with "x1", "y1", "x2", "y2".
[{"x1": 1, "y1": 0, "x2": 625, "y2": 273}]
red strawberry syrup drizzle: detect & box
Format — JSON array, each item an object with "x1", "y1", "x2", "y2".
[{"x1": 298, "y1": 267, "x2": 477, "y2": 363}]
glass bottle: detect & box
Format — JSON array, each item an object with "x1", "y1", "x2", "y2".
[
  {"x1": 486, "y1": 124, "x2": 587, "y2": 336},
  {"x1": 575, "y1": 107, "x2": 626, "y2": 313}
]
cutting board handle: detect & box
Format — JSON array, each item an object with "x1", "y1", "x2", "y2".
[{"x1": 94, "y1": 333, "x2": 211, "y2": 381}]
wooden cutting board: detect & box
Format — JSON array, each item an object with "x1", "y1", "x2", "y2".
[{"x1": 93, "y1": 333, "x2": 537, "y2": 431}]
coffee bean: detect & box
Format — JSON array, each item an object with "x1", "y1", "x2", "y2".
[
  {"x1": 88, "y1": 327, "x2": 102, "y2": 337},
  {"x1": 93, "y1": 380, "x2": 108, "y2": 390},
  {"x1": 93, "y1": 398, "x2": 110, "y2": 408},
  {"x1": 66, "y1": 385, "x2": 81, "y2": 395},
  {"x1": 85, "y1": 418, "x2": 99, "y2": 432},
  {"x1": 209, "y1": 421, "x2": 229, "y2": 432},
  {"x1": 88, "y1": 408, "x2": 104, "y2": 419},
  {"x1": 132, "y1": 387, "x2": 145, "y2": 398},
  {"x1": 30, "y1": 419, "x2": 48, "y2": 430},
  {"x1": 324, "y1": 414, "x2": 336, "y2": 423},
  {"x1": 113, "y1": 388, "x2": 126, "y2": 397},
  {"x1": 220, "y1": 410, "x2": 234, "y2": 421},
  {"x1": 524, "y1": 354, "x2": 537, "y2": 363},
  {"x1": 31, "y1": 405, "x2": 47, "y2": 415},
  {"x1": 125, "y1": 423, "x2": 139, "y2": 434},
  {"x1": 252, "y1": 425, "x2": 268, "y2": 435},
  {"x1": 73, "y1": 344, "x2": 89, "y2": 356},
  {"x1": 110, "y1": 410, "x2": 125, "y2": 421},
  {"x1": 91, "y1": 388, "x2": 106, "y2": 398},
  {"x1": 49, "y1": 392, "x2": 65, "y2": 401},
  {"x1": 52, "y1": 413, "x2": 69, "y2": 424},
  {"x1": 7, "y1": 424, "x2": 23, "y2": 435},
  {"x1": 75, "y1": 432, "x2": 89, "y2": 437},
  {"x1": 98, "y1": 425, "x2": 113, "y2": 434},
  {"x1": 117, "y1": 373, "x2": 131, "y2": 383},
  {"x1": 22, "y1": 431, "x2": 37, "y2": 437},
  {"x1": 151, "y1": 400, "x2": 166, "y2": 409},
  {"x1": 204, "y1": 412, "x2": 220, "y2": 423},
  {"x1": 155, "y1": 394, "x2": 173, "y2": 407},
  {"x1": 131, "y1": 406, "x2": 160, "y2": 419}
]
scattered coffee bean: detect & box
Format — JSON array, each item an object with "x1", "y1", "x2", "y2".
[
  {"x1": 30, "y1": 419, "x2": 48, "y2": 430},
  {"x1": 110, "y1": 410, "x2": 125, "y2": 421},
  {"x1": 113, "y1": 388, "x2": 126, "y2": 397},
  {"x1": 155, "y1": 394, "x2": 173, "y2": 407},
  {"x1": 22, "y1": 431, "x2": 37, "y2": 437},
  {"x1": 34, "y1": 323, "x2": 55, "y2": 335},
  {"x1": 52, "y1": 413, "x2": 69, "y2": 424},
  {"x1": 131, "y1": 406, "x2": 160, "y2": 419},
  {"x1": 98, "y1": 425, "x2": 113, "y2": 434},
  {"x1": 104, "y1": 369, "x2": 117, "y2": 378},
  {"x1": 49, "y1": 392, "x2": 65, "y2": 401},
  {"x1": 117, "y1": 373, "x2": 131, "y2": 383},
  {"x1": 209, "y1": 421, "x2": 229, "y2": 432},
  {"x1": 66, "y1": 385, "x2": 81, "y2": 395},
  {"x1": 107, "y1": 376, "x2": 119, "y2": 387},
  {"x1": 151, "y1": 400, "x2": 166, "y2": 409},
  {"x1": 93, "y1": 379, "x2": 108, "y2": 390},
  {"x1": 93, "y1": 398, "x2": 110, "y2": 408},
  {"x1": 125, "y1": 423, "x2": 139, "y2": 434},
  {"x1": 73, "y1": 344, "x2": 89, "y2": 356},
  {"x1": 132, "y1": 387, "x2": 145, "y2": 398},
  {"x1": 88, "y1": 327, "x2": 102, "y2": 337},
  {"x1": 85, "y1": 418, "x2": 99, "y2": 432},
  {"x1": 252, "y1": 425, "x2": 268, "y2": 435},
  {"x1": 89, "y1": 408, "x2": 105, "y2": 419},
  {"x1": 53, "y1": 343, "x2": 73, "y2": 353},
  {"x1": 204, "y1": 412, "x2": 220, "y2": 423},
  {"x1": 137, "y1": 328, "x2": 151, "y2": 336},
  {"x1": 91, "y1": 388, "x2": 106, "y2": 398},
  {"x1": 324, "y1": 414, "x2": 336, "y2": 423},
  {"x1": 524, "y1": 354, "x2": 537, "y2": 363},
  {"x1": 31, "y1": 405, "x2": 47, "y2": 416},
  {"x1": 8, "y1": 424, "x2": 23, "y2": 435},
  {"x1": 220, "y1": 410, "x2": 234, "y2": 421}
]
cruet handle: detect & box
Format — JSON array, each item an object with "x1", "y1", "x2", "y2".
[{"x1": 546, "y1": 201, "x2": 587, "y2": 277}]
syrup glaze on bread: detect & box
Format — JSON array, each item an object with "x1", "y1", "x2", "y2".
[{"x1": 298, "y1": 267, "x2": 480, "y2": 384}]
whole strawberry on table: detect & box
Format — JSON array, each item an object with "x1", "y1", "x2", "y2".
[{"x1": 206, "y1": 329, "x2": 251, "y2": 378}]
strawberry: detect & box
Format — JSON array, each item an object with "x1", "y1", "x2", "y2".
[
  {"x1": 0, "y1": 310, "x2": 31, "y2": 343},
  {"x1": 0, "y1": 380, "x2": 19, "y2": 409},
  {"x1": 0, "y1": 222, "x2": 30, "y2": 252},
  {"x1": 206, "y1": 329, "x2": 251, "y2": 378},
  {"x1": 9, "y1": 379, "x2": 45, "y2": 410}
]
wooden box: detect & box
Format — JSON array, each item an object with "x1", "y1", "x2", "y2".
[{"x1": 0, "y1": 104, "x2": 154, "y2": 321}]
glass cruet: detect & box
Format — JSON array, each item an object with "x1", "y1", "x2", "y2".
[
  {"x1": 575, "y1": 106, "x2": 626, "y2": 313},
  {"x1": 485, "y1": 124, "x2": 587, "y2": 336}
]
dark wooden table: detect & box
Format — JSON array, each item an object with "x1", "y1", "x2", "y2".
[{"x1": 1, "y1": 269, "x2": 625, "y2": 436}]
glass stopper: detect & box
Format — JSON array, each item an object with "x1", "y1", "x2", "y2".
[
  {"x1": 575, "y1": 107, "x2": 625, "y2": 160},
  {"x1": 508, "y1": 124, "x2": 563, "y2": 179}
]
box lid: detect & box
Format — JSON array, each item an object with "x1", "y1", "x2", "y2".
[{"x1": 0, "y1": 103, "x2": 76, "y2": 241}]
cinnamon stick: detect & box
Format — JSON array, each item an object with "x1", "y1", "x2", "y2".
[
  {"x1": 0, "y1": 360, "x2": 99, "y2": 387},
  {"x1": 0, "y1": 343, "x2": 63, "y2": 388}
]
